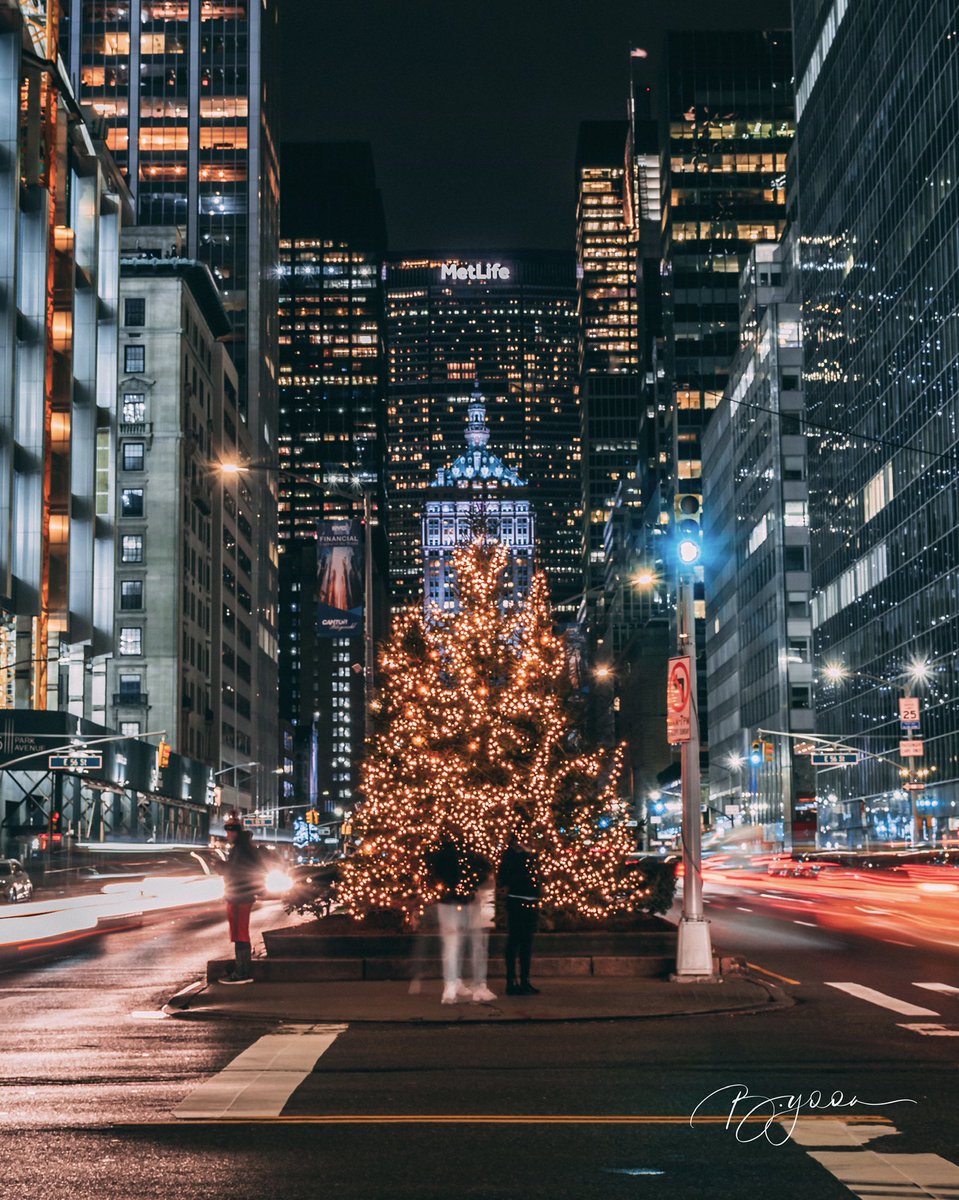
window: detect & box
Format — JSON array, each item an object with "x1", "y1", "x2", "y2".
[
  {"x1": 118, "y1": 673, "x2": 142, "y2": 699},
  {"x1": 122, "y1": 393, "x2": 146, "y2": 423},
  {"x1": 124, "y1": 298, "x2": 146, "y2": 327},
  {"x1": 120, "y1": 580, "x2": 143, "y2": 610},
  {"x1": 783, "y1": 546, "x2": 807, "y2": 572},
  {"x1": 790, "y1": 685, "x2": 812, "y2": 710},
  {"x1": 122, "y1": 442, "x2": 145, "y2": 471},
  {"x1": 121, "y1": 488, "x2": 144, "y2": 517},
  {"x1": 119, "y1": 627, "x2": 142, "y2": 656},
  {"x1": 124, "y1": 345, "x2": 145, "y2": 374},
  {"x1": 120, "y1": 722, "x2": 141, "y2": 738},
  {"x1": 121, "y1": 534, "x2": 143, "y2": 563},
  {"x1": 784, "y1": 500, "x2": 808, "y2": 527},
  {"x1": 787, "y1": 638, "x2": 810, "y2": 663}
]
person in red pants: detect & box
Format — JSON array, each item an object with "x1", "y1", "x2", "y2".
[{"x1": 220, "y1": 815, "x2": 266, "y2": 984}]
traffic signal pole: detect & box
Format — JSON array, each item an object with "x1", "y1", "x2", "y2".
[{"x1": 674, "y1": 568, "x2": 716, "y2": 979}]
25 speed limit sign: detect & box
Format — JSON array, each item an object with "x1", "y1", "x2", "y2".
[{"x1": 667, "y1": 656, "x2": 692, "y2": 744}]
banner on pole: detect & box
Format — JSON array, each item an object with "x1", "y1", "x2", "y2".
[
  {"x1": 316, "y1": 519, "x2": 364, "y2": 638},
  {"x1": 667, "y1": 656, "x2": 692, "y2": 744}
]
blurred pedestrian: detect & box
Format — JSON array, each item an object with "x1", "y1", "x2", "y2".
[
  {"x1": 498, "y1": 823, "x2": 541, "y2": 995},
  {"x1": 428, "y1": 836, "x2": 495, "y2": 1004},
  {"x1": 219, "y1": 815, "x2": 266, "y2": 985}
]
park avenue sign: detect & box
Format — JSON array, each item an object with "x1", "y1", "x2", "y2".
[{"x1": 440, "y1": 261, "x2": 511, "y2": 281}]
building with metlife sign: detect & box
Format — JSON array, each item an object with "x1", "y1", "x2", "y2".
[{"x1": 384, "y1": 252, "x2": 580, "y2": 613}]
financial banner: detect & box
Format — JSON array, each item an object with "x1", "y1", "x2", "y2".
[{"x1": 316, "y1": 519, "x2": 364, "y2": 638}]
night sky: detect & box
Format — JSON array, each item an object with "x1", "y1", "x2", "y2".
[{"x1": 281, "y1": 0, "x2": 791, "y2": 252}]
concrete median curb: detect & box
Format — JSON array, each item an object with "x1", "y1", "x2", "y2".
[{"x1": 164, "y1": 967, "x2": 792, "y2": 1025}]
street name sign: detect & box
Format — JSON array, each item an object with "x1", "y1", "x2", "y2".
[
  {"x1": 899, "y1": 740, "x2": 924, "y2": 757},
  {"x1": 810, "y1": 751, "x2": 859, "y2": 765},
  {"x1": 49, "y1": 753, "x2": 103, "y2": 770},
  {"x1": 666, "y1": 656, "x2": 692, "y2": 744}
]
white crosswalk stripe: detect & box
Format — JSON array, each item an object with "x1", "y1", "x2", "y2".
[
  {"x1": 173, "y1": 1023, "x2": 347, "y2": 1119},
  {"x1": 825, "y1": 983, "x2": 939, "y2": 1017},
  {"x1": 897, "y1": 1024, "x2": 959, "y2": 1038},
  {"x1": 913, "y1": 983, "x2": 959, "y2": 997},
  {"x1": 785, "y1": 1120, "x2": 959, "y2": 1199}
]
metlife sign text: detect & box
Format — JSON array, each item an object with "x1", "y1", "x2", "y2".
[{"x1": 440, "y1": 261, "x2": 511, "y2": 282}]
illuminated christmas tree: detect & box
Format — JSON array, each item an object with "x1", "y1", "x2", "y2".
[{"x1": 338, "y1": 536, "x2": 639, "y2": 920}]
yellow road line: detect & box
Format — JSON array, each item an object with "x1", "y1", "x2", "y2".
[
  {"x1": 747, "y1": 961, "x2": 801, "y2": 986},
  {"x1": 143, "y1": 1113, "x2": 895, "y2": 1127}
]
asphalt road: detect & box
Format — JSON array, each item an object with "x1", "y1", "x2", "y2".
[{"x1": 1, "y1": 884, "x2": 958, "y2": 1199}]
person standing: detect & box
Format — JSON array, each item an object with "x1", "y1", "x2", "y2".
[
  {"x1": 219, "y1": 815, "x2": 266, "y2": 985},
  {"x1": 498, "y1": 826, "x2": 541, "y2": 995},
  {"x1": 428, "y1": 836, "x2": 495, "y2": 1004}
]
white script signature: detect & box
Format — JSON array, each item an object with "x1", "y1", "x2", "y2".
[{"x1": 690, "y1": 1083, "x2": 917, "y2": 1145}]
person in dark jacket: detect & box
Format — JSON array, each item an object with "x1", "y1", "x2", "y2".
[
  {"x1": 219, "y1": 815, "x2": 266, "y2": 984},
  {"x1": 498, "y1": 825, "x2": 542, "y2": 995},
  {"x1": 427, "y1": 836, "x2": 494, "y2": 1004}
]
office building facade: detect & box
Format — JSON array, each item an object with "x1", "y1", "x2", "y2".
[
  {"x1": 703, "y1": 241, "x2": 815, "y2": 847},
  {"x1": 277, "y1": 143, "x2": 388, "y2": 818},
  {"x1": 575, "y1": 121, "x2": 641, "y2": 623},
  {"x1": 66, "y1": 0, "x2": 281, "y2": 806},
  {"x1": 423, "y1": 390, "x2": 535, "y2": 614},
  {"x1": 795, "y1": 0, "x2": 959, "y2": 844},
  {"x1": 384, "y1": 252, "x2": 578, "y2": 614}
]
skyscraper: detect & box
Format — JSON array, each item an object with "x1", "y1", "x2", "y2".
[
  {"x1": 277, "y1": 143, "x2": 387, "y2": 819},
  {"x1": 423, "y1": 389, "x2": 535, "y2": 615},
  {"x1": 384, "y1": 252, "x2": 578, "y2": 613},
  {"x1": 795, "y1": 0, "x2": 959, "y2": 844},
  {"x1": 66, "y1": 0, "x2": 282, "y2": 802},
  {"x1": 702, "y1": 239, "x2": 815, "y2": 847},
  {"x1": 659, "y1": 31, "x2": 794, "y2": 750},
  {"x1": 575, "y1": 121, "x2": 641, "y2": 623}
]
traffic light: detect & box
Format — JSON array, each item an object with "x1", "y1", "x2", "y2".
[
  {"x1": 157, "y1": 740, "x2": 171, "y2": 768},
  {"x1": 763, "y1": 740, "x2": 775, "y2": 762},
  {"x1": 674, "y1": 493, "x2": 702, "y2": 566},
  {"x1": 750, "y1": 740, "x2": 763, "y2": 767}
]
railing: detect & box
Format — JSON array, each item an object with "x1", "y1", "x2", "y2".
[{"x1": 113, "y1": 692, "x2": 149, "y2": 707}]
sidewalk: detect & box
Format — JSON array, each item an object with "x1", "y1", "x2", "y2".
[{"x1": 167, "y1": 970, "x2": 785, "y2": 1024}]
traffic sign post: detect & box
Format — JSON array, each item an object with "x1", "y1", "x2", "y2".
[{"x1": 666, "y1": 656, "x2": 692, "y2": 745}]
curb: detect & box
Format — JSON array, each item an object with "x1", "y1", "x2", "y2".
[{"x1": 162, "y1": 974, "x2": 791, "y2": 1026}]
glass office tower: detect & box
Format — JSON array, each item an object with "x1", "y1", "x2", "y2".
[
  {"x1": 277, "y1": 143, "x2": 388, "y2": 819},
  {"x1": 575, "y1": 121, "x2": 641, "y2": 623},
  {"x1": 66, "y1": 0, "x2": 281, "y2": 805},
  {"x1": 660, "y1": 31, "x2": 794, "y2": 749},
  {"x1": 384, "y1": 253, "x2": 579, "y2": 614},
  {"x1": 796, "y1": 0, "x2": 959, "y2": 844}
]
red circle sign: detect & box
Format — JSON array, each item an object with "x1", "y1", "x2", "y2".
[{"x1": 668, "y1": 659, "x2": 690, "y2": 712}]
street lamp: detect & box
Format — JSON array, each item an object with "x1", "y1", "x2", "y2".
[{"x1": 673, "y1": 516, "x2": 712, "y2": 979}]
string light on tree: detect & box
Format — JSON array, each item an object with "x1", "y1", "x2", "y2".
[{"x1": 338, "y1": 537, "x2": 643, "y2": 920}]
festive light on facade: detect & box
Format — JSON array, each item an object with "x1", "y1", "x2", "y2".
[{"x1": 338, "y1": 538, "x2": 640, "y2": 920}]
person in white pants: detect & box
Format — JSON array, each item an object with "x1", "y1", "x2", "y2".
[{"x1": 428, "y1": 838, "x2": 496, "y2": 1004}]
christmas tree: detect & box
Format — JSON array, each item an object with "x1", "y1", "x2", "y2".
[{"x1": 337, "y1": 536, "x2": 640, "y2": 920}]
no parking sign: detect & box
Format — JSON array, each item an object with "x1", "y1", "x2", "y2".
[{"x1": 667, "y1": 656, "x2": 692, "y2": 744}]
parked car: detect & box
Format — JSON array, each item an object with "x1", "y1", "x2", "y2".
[{"x1": 0, "y1": 859, "x2": 34, "y2": 902}]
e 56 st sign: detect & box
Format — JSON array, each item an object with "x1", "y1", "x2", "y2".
[{"x1": 440, "y1": 261, "x2": 511, "y2": 282}]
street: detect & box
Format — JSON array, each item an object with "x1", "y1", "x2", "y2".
[{"x1": 1, "y1": 885, "x2": 958, "y2": 1199}]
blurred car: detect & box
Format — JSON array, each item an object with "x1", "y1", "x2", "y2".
[
  {"x1": 286, "y1": 862, "x2": 338, "y2": 914},
  {"x1": 0, "y1": 859, "x2": 34, "y2": 902},
  {"x1": 255, "y1": 847, "x2": 294, "y2": 898}
]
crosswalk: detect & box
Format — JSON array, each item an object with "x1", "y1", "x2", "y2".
[
  {"x1": 825, "y1": 980, "x2": 959, "y2": 1039},
  {"x1": 173, "y1": 1023, "x2": 347, "y2": 1119}
]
